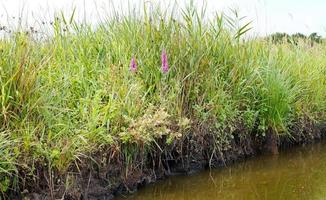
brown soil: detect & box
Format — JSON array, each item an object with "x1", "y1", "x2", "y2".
[{"x1": 6, "y1": 123, "x2": 326, "y2": 200}]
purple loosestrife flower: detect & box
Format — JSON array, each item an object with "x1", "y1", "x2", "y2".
[
  {"x1": 130, "y1": 56, "x2": 137, "y2": 72},
  {"x1": 161, "y1": 49, "x2": 169, "y2": 73}
]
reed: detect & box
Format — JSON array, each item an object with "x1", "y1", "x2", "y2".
[{"x1": 0, "y1": 3, "x2": 325, "y2": 196}]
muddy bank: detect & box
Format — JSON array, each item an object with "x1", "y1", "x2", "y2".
[{"x1": 9, "y1": 122, "x2": 326, "y2": 200}]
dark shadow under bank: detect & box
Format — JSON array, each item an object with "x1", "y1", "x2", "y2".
[{"x1": 12, "y1": 123, "x2": 326, "y2": 200}]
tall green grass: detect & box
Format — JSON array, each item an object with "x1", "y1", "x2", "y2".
[{"x1": 0, "y1": 4, "x2": 325, "y2": 194}]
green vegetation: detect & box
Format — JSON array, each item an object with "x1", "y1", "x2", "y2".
[
  {"x1": 269, "y1": 32, "x2": 323, "y2": 45},
  {"x1": 0, "y1": 4, "x2": 325, "y2": 197}
]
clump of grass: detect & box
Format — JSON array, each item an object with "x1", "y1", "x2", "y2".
[
  {"x1": 0, "y1": 132, "x2": 17, "y2": 194},
  {"x1": 0, "y1": 2, "x2": 325, "y2": 196}
]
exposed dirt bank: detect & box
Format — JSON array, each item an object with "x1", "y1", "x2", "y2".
[{"x1": 8, "y1": 123, "x2": 326, "y2": 200}]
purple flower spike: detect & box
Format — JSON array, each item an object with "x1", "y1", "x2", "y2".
[
  {"x1": 161, "y1": 49, "x2": 169, "y2": 73},
  {"x1": 130, "y1": 56, "x2": 137, "y2": 72}
]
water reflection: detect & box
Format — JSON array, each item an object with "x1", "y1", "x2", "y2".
[{"x1": 116, "y1": 142, "x2": 326, "y2": 200}]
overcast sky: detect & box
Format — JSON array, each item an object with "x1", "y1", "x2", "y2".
[{"x1": 0, "y1": 0, "x2": 325, "y2": 36}]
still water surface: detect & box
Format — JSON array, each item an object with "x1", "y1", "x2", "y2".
[{"x1": 116, "y1": 142, "x2": 326, "y2": 200}]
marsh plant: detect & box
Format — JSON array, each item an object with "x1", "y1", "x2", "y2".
[{"x1": 0, "y1": 2, "x2": 325, "y2": 197}]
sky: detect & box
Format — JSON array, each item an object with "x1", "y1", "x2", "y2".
[{"x1": 0, "y1": 0, "x2": 325, "y2": 36}]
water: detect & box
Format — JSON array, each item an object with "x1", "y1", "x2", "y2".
[{"x1": 116, "y1": 142, "x2": 326, "y2": 200}]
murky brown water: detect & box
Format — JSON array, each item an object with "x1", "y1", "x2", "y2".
[{"x1": 115, "y1": 142, "x2": 326, "y2": 200}]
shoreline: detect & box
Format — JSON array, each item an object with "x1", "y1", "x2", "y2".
[{"x1": 17, "y1": 123, "x2": 326, "y2": 200}]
